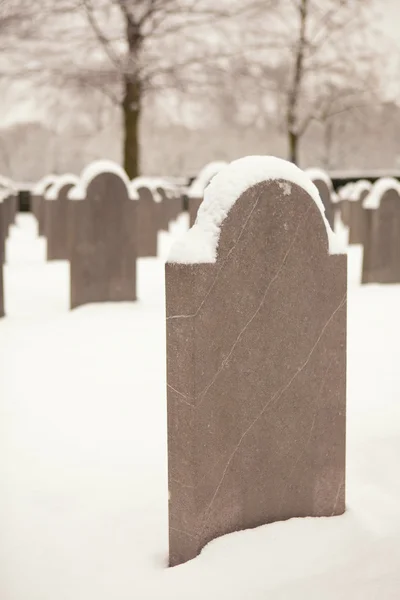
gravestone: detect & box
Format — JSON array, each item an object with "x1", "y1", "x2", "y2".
[
  {"x1": 157, "y1": 186, "x2": 183, "y2": 230},
  {"x1": 136, "y1": 186, "x2": 159, "y2": 257},
  {"x1": 306, "y1": 169, "x2": 335, "y2": 230},
  {"x1": 31, "y1": 176, "x2": 58, "y2": 236},
  {"x1": 45, "y1": 175, "x2": 79, "y2": 261},
  {"x1": 69, "y1": 166, "x2": 137, "y2": 309},
  {"x1": 0, "y1": 198, "x2": 4, "y2": 317},
  {"x1": 166, "y1": 156, "x2": 347, "y2": 567},
  {"x1": 348, "y1": 180, "x2": 372, "y2": 245},
  {"x1": 362, "y1": 179, "x2": 400, "y2": 284},
  {"x1": 187, "y1": 161, "x2": 227, "y2": 227},
  {"x1": 337, "y1": 184, "x2": 354, "y2": 228}
]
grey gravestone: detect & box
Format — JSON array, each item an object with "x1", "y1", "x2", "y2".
[
  {"x1": 0, "y1": 200, "x2": 4, "y2": 317},
  {"x1": 348, "y1": 182, "x2": 372, "y2": 245},
  {"x1": 166, "y1": 169, "x2": 347, "y2": 567},
  {"x1": 308, "y1": 175, "x2": 335, "y2": 230},
  {"x1": 32, "y1": 179, "x2": 57, "y2": 237},
  {"x1": 188, "y1": 196, "x2": 203, "y2": 228},
  {"x1": 156, "y1": 186, "x2": 183, "y2": 230},
  {"x1": 362, "y1": 184, "x2": 400, "y2": 284},
  {"x1": 45, "y1": 181, "x2": 77, "y2": 261},
  {"x1": 69, "y1": 171, "x2": 137, "y2": 309},
  {"x1": 136, "y1": 186, "x2": 158, "y2": 257}
]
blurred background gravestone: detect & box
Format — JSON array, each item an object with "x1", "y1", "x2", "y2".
[
  {"x1": 69, "y1": 162, "x2": 137, "y2": 309},
  {"x1": 45, "y1": 174, "x2": 79, "y2": 261},
  {"x1": 362, "y1": 178, "x2": 400, "y2": 284}
]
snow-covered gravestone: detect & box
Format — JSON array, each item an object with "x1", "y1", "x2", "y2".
[
  {"x1": 187, "y1": 161, "x2": 228, "y2": 227},
  {"x1": 68, "y1": 161, "x2": 137, "y2": 309},
  {"x1": 362, "y1": 178, "x2": 400, "y2": 284},
  {"x1": 31, "y1": 175, "x2": 57, "y2": 237},
  {"x1": 45, "y1": 174, "x2": 79, "y2": 261},
  {"x1": 165, "y1": 156, "x2": 347, "y2": 567},
  {"x1": 348, "y1": 180, "x2": 372, "y2": 245},
  {"x1": 306, "y1": 168, "x2": 335, "y2": 230}
]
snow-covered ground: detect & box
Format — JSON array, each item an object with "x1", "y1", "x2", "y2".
[{"x1": 0, "y1": 214, "x2": 399, "y2": 599}]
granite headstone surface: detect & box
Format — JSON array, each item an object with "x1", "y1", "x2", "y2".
[{"x1": 166, "y1": 171, "x2": 347, "y2": 567}]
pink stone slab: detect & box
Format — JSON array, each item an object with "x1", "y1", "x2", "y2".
[{"x1": 166, "y1": 178, "x2": 347, "y2": 566}]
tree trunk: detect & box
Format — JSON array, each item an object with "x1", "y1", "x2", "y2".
[
  {"x1": 122, "y1": 77, "x2": 141, "y2": 179},
  {"x1": 288, "y1": 130, "x2": 299, "y2": 164},
  {"x1": 286, "y1": 0, "x2": 308, "y2": 166}
]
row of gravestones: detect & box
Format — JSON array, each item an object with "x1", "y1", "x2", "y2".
[
  {"x1": 1, "y1": 156, "x2": 347, "y2": 568},
  {"x1": 29, "y1": 161, "x2": 184, "y2": 310},
  {"x1": 338, "y1": 178, "x2": 400, "y2": 284},
  {"x1": 0, "y1": 177, "x2": 18, "y2": 317},
  {"x1": 6, "y1": 156, "x2": 397, "y2": 568}
]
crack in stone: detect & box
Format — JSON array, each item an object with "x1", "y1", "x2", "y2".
[
  {"x1": 198, "y1": 292, "x2": 346, "y2": 536},
  {"x1": 194, "y1": 206, "x2": 312, "y2": 409},
  {"x1": 167, "y1": 383, "x2": 196, "y2": 407},
  {"x1": 277, "y1": 364, "x2": 332, "y2": 512},
  {"x1": 167, "y1": 189, "x2": 264, "y2": 321},
  {"x1": 170, "y1": 526, "x2": 198, "y2": 540},
  {"x1": 331, "y1": 479, "x2": 345, "y2": 516},
  {"x1": 169, "y1": 203, "x2": 312, "y2": 406}
]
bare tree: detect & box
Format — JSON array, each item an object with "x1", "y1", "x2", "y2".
[
  {"x1": 73, "y1": 0, "x2": 277, "y2": 177},
  {"x1": 263, "y1": 0, "x2": 382, "y2": 165}
]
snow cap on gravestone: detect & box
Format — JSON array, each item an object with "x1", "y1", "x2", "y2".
[
  {"x1": 363, "y1": 177, "x2": 400, "y2": 210},
  {"x1": 33, "y1": 174, "x2": 58, "y2": 195},
  {"x1": 130, "y1": 176, "x2": 167, "y2": 203},
  {"x1": 168, "y1": 155, "x2": 345, "y2": 265},
  {"x1": 45, "y1": 174, "x2": 80, "y2": 201},
  {"x1": 68, "y1": 160, "x2": 136, "y2": 201}
]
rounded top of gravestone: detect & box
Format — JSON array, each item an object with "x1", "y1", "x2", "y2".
[
  {"x1": 187, "y1": 161, "x2": 228, "y2": 199},
  {"x1": 0, "y1": 175, "x2": 16, "y2": 201},
  {"x1": 45, "y1": 174, "x2": 80, "y2": 200},
  {"x1": 68, "y1": 160, "x2": 135, "y2": 201},
  {"x1": 131, "y1": 176, "x2": 178, "y2": 202},
  {"x1": 33, "y1": 174, "x2": 58, "y2": 195},
  {"x1": 305, "y1": 168, "x2": 333, "y2": 191},
  {"x1": 0, "y1": 174, "x2": 16, "y2": 191},
  {"x1": 168, "y1": 155, "x2": 344, "y2": 264},
  {"x1": 348, "y1": 179, "x2": 372, "y2": 202},
  {"x1": 338, "y1": 182, "x2": 355, "y2": 200},
  {"x1": 363, "y1": 177, "x2": 400, "y2": 210},
  {"x1": 130, "y1": 177, "x2": 167, "y2": 202}
]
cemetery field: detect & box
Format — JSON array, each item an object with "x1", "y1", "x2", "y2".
[{"x1": 0, "y1": 214, "x2": 400, "y2": 599}]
